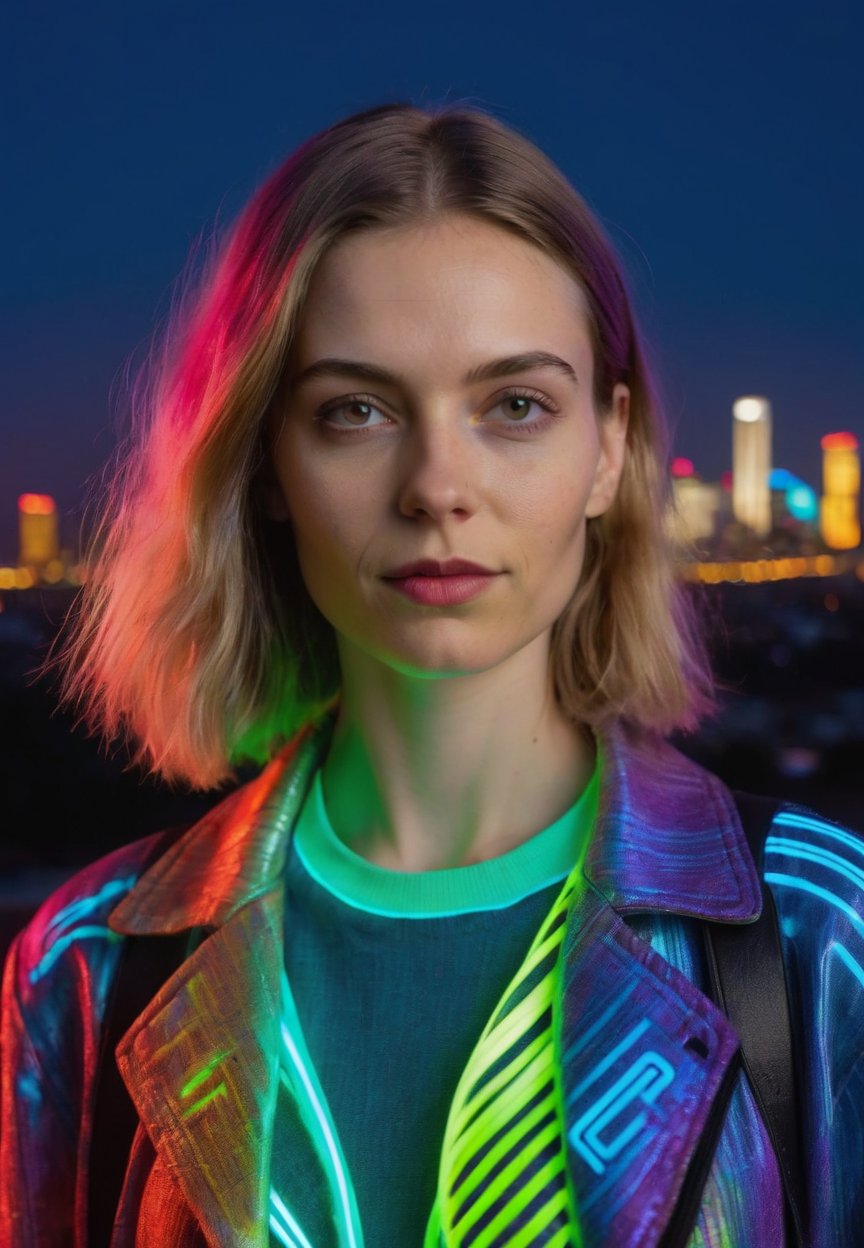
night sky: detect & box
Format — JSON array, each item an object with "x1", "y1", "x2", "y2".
[{"x1": 3, "y1": 0, "x2": 861, "y2": 563}]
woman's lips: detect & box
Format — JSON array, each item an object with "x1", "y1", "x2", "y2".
[{"x1": 383, "y1": 573, "x2": 500, "y2": 606}]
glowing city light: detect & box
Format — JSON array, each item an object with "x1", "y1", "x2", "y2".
[
  {"x1": 733, "y1": 397, "x2": 769, "y2": 424},
  {"x1": 18, "y1": 493, "x2": 56, "y2": 515},
  {"x1": 820, "y1": 433, "x2": 861, "y2": 550},
  {"x1": 671, "y1": 457, "x2": 695, "y2": 478},
  {"x1": 821, "y1": 432, "x2": 858, "y2": 452},
  {"x1": 732, "y1": 396, "x2": 772, "y2": 536},
  {"x1": 787, "y1": 484, "x2": 818, "y2": 522}
]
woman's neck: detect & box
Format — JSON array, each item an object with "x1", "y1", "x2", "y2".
[{"x1": 319, "y1": 642, "x2": 596, "y2": 873}]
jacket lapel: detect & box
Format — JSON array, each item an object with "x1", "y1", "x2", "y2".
[
  {"x1": 559, "y1": 885, "x2": 742, "y2": 1246},
  {"x1": 113, "y1": 889, "x2": 284, "y2": 1248},
  {"x1": 557, "y1": 724, "x2": 762, "y2": 1246},
  {"x1": 106, "y1": 707, "x2": 336, "y2": 1248},
  {"x1": 105, "y1": 704, "x2": 763, "y2": 1248}
]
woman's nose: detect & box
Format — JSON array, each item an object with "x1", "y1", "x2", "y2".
[{"x1": 393, "y1": 421, "x2": 484, "y2": 520}]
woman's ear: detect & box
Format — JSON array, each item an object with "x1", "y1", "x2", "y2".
[{"x1": 585, "y1": 383, "x2": 630, "y2": 519}]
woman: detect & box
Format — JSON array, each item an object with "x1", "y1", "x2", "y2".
[{"x1": 1, "y1": 101, "x2": 861, "y2": 1248}]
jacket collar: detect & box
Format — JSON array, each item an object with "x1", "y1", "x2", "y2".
[
  {"x1": 109, "y1": 699, "x2": 761, "y2": 937},
  {"x1": 108, "y1": 705, "x2": 333, "y2": 937},
  {"x1": 106, "y1": 701, "x2": 761, "y2": 1248},
  {"x1": 586, "y1": 718, "x2": 761, "y2": 919}
]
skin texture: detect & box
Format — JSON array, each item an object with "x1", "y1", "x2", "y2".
[{"x1": 265, "y1": 212, "x2": 630, "y2": 872}]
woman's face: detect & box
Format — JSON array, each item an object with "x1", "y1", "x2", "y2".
[{"x1": 266, "y1": 213, "x2": 629, "y2": 681}]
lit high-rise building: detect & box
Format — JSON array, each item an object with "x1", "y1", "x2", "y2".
[
  {"x1": 732, "y1": 396, "x2": 772, "y2": 536},
  {"x1": 820, "y1": 432, "x2": 861, "y2": 550},
  {"x1": 18, "y1": 493, "x2": 59, "y2": 568},
  {"x1": 667, "y1": 459, "x2": 724, "y2": 546}
]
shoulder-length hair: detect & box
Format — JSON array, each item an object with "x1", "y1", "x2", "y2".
[{"x1": 46, "y1": 100, "x2": 715, "y2": 791}]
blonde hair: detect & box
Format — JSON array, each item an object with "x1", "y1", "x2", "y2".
[{"x1": 45, "y1": 100, "x2": 716, "y2": 790}]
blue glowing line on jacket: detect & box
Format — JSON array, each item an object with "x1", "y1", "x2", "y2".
[
  {"x1": 29, "y1": 875, "x2": 140, "y2": 984},
  {"x1": 15, "y1": 1067, "x2": 41, "y2": 1109},
  {"x1": 830, "y1": 941, "x2": 864, "y2": 991},
  {"x1": 569, "y1": 1050, "x2": 676, "y2": 1176},
  {"x1": 766, "y1": 837, "x2": 864, "y2": 894},
  {"x1": 29, "y1": 925, "x2": 124, "y2": 985},
  {"x1": 269, "y1": 1188, "x2": 314, "y2": 1248},
  {"x1": 764, "y1": 874, "x2": 864, "y2": 939},
  {"x1": 268, "y1": 1218, "x2": 300, "y2": 1248},
  {"x1": 567, "y1": 1018, "x2": 651, "y2": 1101},
  {"x1": 562, "y1": 995, "x2": 630, "y2": 1068},
  {"x1": 770, "y1": 812, "x2": 864, "y2": 860},
  {"x1": 44, "y1": 875, "x2": 139, "y2": 937},
  {"x1": 279, "y1": 1018, "x2": 360, "y2": 1248}
]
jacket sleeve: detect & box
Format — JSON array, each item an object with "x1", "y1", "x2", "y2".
[
  {"x1": 764, "y1": 803, "x2": 864, "y2": 1247},
  {"x1": 0, "y1": 843, "x2": 152, "y2": 1247}
]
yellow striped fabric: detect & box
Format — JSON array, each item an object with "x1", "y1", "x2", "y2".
[{"x1": 424, "y1": 865, "x2": 585, "y2": 1247}]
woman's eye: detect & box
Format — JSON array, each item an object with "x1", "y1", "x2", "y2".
[
  {"x1": 318, "y1": 399, "x2": 388, "y2": 430},
  {"x1": 493, "y1": 393, "x2": 555, "y2": 425},
  {"x1": 314, "y1": 390, "x2": 558, "y2": 435}
]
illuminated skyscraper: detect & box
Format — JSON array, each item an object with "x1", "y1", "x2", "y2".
[
  {"x1": 667, "y1": 459, "x2": 724, "y2": 546},
  {"x1": 18, "y1": 493, "x2": 59, "y2": 568},
  {"x1": 732, "y1": 396, "x2": 772, "y2": 536},
  {"x1": 820, "y1": 432, "x2": 861, "y2": 550}
]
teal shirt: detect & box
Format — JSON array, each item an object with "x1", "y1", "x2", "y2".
[{"x1": 280, "y1": 759, "x2": 599, "y2": 1246}]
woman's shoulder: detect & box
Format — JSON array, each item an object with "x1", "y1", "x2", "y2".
[
  {"x1": 763, "y1": 798, "x2": 864, "y2": 905},
  {"x1": 762, "y1": 798, "x2": 864, "y2": 942},
  {"x1": 664, "y1": 741, "x2": 864, "y2": 937},
  {"x1": 3, "y1": 824, "x2": 189, "y2": 1017}
]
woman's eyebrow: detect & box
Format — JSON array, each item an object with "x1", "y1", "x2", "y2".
[{"x1": 288, "y1": 351, "x2": 580, "y2": 392}]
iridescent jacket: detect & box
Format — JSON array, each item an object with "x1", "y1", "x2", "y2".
[{"x1": 2, "y1": 704, "x2": 863, "y2": 1247}]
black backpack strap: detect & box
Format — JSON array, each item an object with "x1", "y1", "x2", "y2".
[
  {"x1": 88, "y1": 823, "x2": 204, "y2": 1247},
  {"x1": 701, "y1": 791, "x2": 808, "y2": 1247}
]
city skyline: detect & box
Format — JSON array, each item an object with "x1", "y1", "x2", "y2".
[
  {"x1": 6, "y1": 404, "x2": 861, "y2": 586},
  {"x1": 6, "y1": 402, "x2": 859, "y2": 567},
  {"x1": 6, "y1": 4, "x2": 861, "y2": 566}
]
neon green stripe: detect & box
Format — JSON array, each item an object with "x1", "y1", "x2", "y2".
[
  {"x1": 183, "y1": 1082, "x2": 227, "y2": 1117},
  {"x1": 544, "y1": 1225, "x2": 580, "y2": 1248},
  {"x1": 450, "y1": 981, "x2": 554, "y2": 1137},
  {"x1": 506, "y1": 1186, "x2": 574, "y2": 1248},
  {"x1": 468, "y1": 1154, "x2": 566, "y2": 1248},
  {"x1": 422, "y1": 1193, "x2": 442, "y2": 1248},
  {"x1": 451, "y1": 1027, "x2": 551, "y2": 1145},
  {"x1": 476, "y1": 973, "x2": 554, "y2": 1067},
  {"x1": 550, "y1": 948, "x2": 582, "y2": 1241},
  {"x1": 480, "y1": 922, "x2": 564, "y2": 1038},
  {"x1": 447, "y1": 1048, "x2": 553, "y2": 1217},
  {"x1": 452, "y1": 1117, "x2": 561, "y2": 1236},
  {"x1": 483, "y1": 930, "x2": 562, "y2": 1021},
  {"x1": 449, "y1": 1039, "x2": 552, "y2": 1178},
  {"x1": 435, "y1": 839, "x2": 588, "y2": 1246},
  {"x1": 180, "y1": 1050, "x2": 232, "y2": 1099},
  {"x1": 449, "y1": 1087, "x2": 556, "y2": 1199},
  {"x1": 516, "y1": 909, "x2": 570, "y2": 972},
  {"x1": 454, "y1": 967, "x2": 554, "y2": 1101}
]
